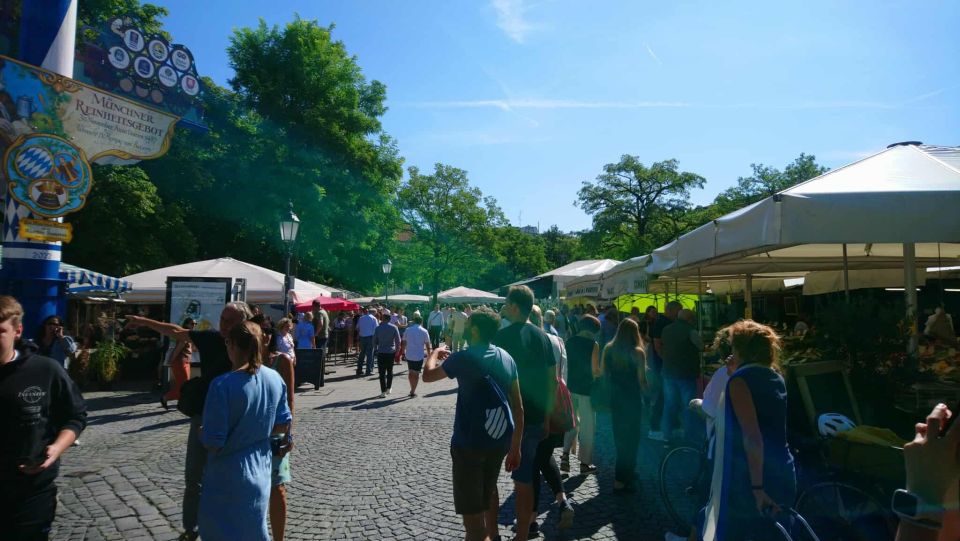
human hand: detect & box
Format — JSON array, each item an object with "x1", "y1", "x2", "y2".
[
  {"x1": 19, "y1": 443, "x2": 66, "y2": 475},
  {"x1": 904, "y1": 403, "x2": 960, "y2": 508},
  {"x1": 435, "y1": 345, "x2": 451, "y2": 361},
  {"x1": 752, "y1": 488, "x2": 781, "y2": 515},
  {"x1": 505, "y1": 446, "x2": 520, "y2": 472}
]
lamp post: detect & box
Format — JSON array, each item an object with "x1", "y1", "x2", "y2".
[
  {"x1": 382, "y1": 258, "x2": 392, "y2": 305},
  {"x1": 280, "y1": 201, "x2": 300, "y2": 316}
]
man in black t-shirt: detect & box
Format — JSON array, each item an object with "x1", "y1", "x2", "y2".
[
  {"x1": 493, "y1": 285, "x2": 556, "y2": 541},
  {"x1": 126, "y1": 301, "x2": 252, "y2": 541},
  {"x1": 647, "y1": 301, "x2": 681, "y2": 441}
]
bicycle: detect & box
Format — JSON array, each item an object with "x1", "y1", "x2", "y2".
[{"x1": 659, "y1": 440, "x2": 710, "y2": 534}]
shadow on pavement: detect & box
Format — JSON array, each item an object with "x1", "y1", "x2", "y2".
[
  {"x1": 315, "y1": 397, "x2": 373, "y2": 410},
  {"x1": 351, "y1": 397, "x2": 407, "y2": 410},
  {"x1": 87, "y1": 408, "x2": 170, "y2": 427},
  {"x1": 424, "y1": 387, "x2": 458, "y2": 398},
  {"x1": 123, "y1": 417, "x2": 190, "y2": 434}
]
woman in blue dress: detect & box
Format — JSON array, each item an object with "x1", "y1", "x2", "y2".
[
  {"x1": 199, "y1": 321, "x2": 292, "y2": 541},
  {"x1": 701, "y1": 320, "x2": 795, "y2": 541}
]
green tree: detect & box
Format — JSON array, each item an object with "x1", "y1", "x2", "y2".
[
  {"x1": 541, "y1": 225, "x2": 582, "y2": 269},
  {"x1": 713, "y1": 153, "x2": 828, "y2": 214},
  {"x1": 479, "y1": 226, "x2": 549, "y2": 289},
  {"x1": 576, "y1": 156, "x2": 705, "y2": 258},
  {"x1": 64, "y1": 166, "x2": 195, "y2": 276},
  {"x1": 397, "y1": 164, "x2": 507, "y2": 297}
]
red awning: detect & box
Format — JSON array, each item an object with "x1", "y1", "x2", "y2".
[{"x1": 294, "y1": 296, "x2": 360, "y2": 313}]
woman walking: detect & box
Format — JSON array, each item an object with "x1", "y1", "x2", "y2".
[
  {"x1": 602, "y1": 318, "x2": 647, "y2": 493},
  {"x1": 700, "y1": 320, "x2": 795, "y2": 541},
  {"x1": 561, "y1": 314, "x2": 601, "y2": 474},
  {"x1": 198, "y1": 321, "x2": 292, "y2": 541},
  {"x1": 161, "y1": 318, "x2": 196, "y2": 410},
  {"x1": 262, "y1": 324, "x2": 296, "y2": 541}
]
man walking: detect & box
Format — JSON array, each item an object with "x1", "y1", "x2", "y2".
[
  {"x1": 647, "y1": 301, "x2": 680, "y2": 441},
  {"x1": 373, "y1": 312, "x2": 401, "y2": 398},
  {"x1": 660, "y1": 309, "x2": 703, "y2": 442},
  {"x1": 126, "y1": 301, "x2": 253, "y2": 541},
  {"x1": 401, "y1": 314, "x2": 431, "y2": 397},
  {"x1": 450, "y1": 305, "x2": 468, "y2": 352},
  {"x1": 427, "y1": 304, "x2": 445, "y2": 348},
  {"x1": 313, "y1": 302, "x2": 330, "y2": 389},
  {"x1": 422, "y1": 307, "x2": 523, "y2": 541},
  {"x1": 493, "y1": 286, "x2": 556, "y2": 541},
  {"x1": 356, "y1": 308, "x2": 378, "y2": 377},
  {"x1": 0, "y1": 296, "x2": 87, "y2": 541}
]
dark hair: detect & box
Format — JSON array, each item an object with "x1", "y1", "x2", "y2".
[
  {"x1": 579, "y1": 314, "x2": 600, "y2": 334},
  {"x1": 468, "y1": 307, "x2": 500, "y2": 343},
  {"x1": 37, "y1": 314, "x2": 62, "y2": 343},
  {"x1": 604, "y1": 318, "x2": 644, "y2": 372},
  {"x1": 228, "y1": 321, "x2": 263, "y2": 375},
  {"x1": 181, "y1": 317, "x2": 196, "y2": 328},
  {"x1": 506, "y1": 285, "x2": 534, "y2": 318}
]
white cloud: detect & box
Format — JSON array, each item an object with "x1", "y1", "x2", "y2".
[
  {"x1": 492, "y1": 0, "x2": 533, "y2": 43},
  {"x1": 645, "y1": 43, "x2": 662, "y2": 66}
]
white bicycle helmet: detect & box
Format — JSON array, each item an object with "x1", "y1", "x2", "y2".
[{"x1": 818, "y1": 413, "x2": 856, "y2": 437}]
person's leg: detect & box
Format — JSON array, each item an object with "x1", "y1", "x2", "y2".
[
  {"x1": 183, "y1": 416, "x2": 205, "y2": 536},
  {"x1": 562, "y1": 394, "x2": 580, "y2": 464},
  {"x1": 407, "y1": 363, "x2": 420, "y2": 396},
  {"x1": 461, "y1": 513, "x2": 488, "y2": 541},
  {"x1": 385, "y1": 357, "x2": 394, "y2": 392},
  {"x1": 377, "y1": 354, "x2": 389, "y2": 393},
  {"x1": 578, "y1": 395, "x2": 596, "y2": 466},
  {"x1": 8, "y1": 480, "x2": 58, "y2": 541},
  {"x1": 315, "y1": 337, "x2": 328, "y2": 388},
  {"x1": 679, "y1": 377, "x2": 698, "y2": 441},
  {"x1": 661, "y1": 375, "x2": 679, "y2": 439},
  {"x1": 356, "y1": 337, "x2": 367, "y2": 374},
  {"x1": 165, "y1": 360, "x2": 188, "y2": 401},
  {"x1": 511, "y1": 425, "x2": 541, "y2": 541},
  {"x1": 513, "y1": 481, "x2": 534, "y2": 541},
  {"x1": 610, "y1": 405, "x2": 627, "y2": 483},
  {"x1": 483, "y1": 487, "x2": 500, "y2": 541},
  {"x1": 649, "y1": 368, "x2": 664, "y2": 432},
  {"x1": 269, "y1": 484, "x2": 287, "y2": 541},
  {"x1": 622, "y1": 401, "x2": 642, "y2": 485}
]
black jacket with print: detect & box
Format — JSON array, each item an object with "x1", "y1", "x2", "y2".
[{"x1": 0, "y1": 341, "x2": 87, "y2": 484}]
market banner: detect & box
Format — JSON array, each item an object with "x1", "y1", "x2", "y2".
[{"x1": 0, "y1": 55, "x2": 179, "y2": 164}]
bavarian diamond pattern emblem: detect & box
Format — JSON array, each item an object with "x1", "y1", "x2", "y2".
[{"x1": 4, "y1": 134, "x2": 93, "y2": 218}]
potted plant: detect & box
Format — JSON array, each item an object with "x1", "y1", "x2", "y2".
[{"x1": 88, "y1": 339, "x2": 129, "y2": 390}]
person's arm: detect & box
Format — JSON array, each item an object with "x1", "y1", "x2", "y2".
[
  {"x1": 125, "y1": 315, "x2": 190, "y2": 342},
  {"x1": 20, "y1": 368, "x2": 87, "y2": 474},
  {"x1": 635, "y1": 348, "x2": 648, "y2": 389},
  {"x1": 654, "y1": 337, "x2": 664, "y2": 357},
  {"x1": 690, "y1": 329, "x2": 704, "y2": 351},
  {"x1": 505, "y1": 379, "x2": 525, "y2": 472},
  {"x1": 272, "y1": 377, "x2": 293, "y2": 439},
  {"x1": 422, "y1": 345, "x2": 451, "y2": 383},
  {"x1": 276, "y1": 354, "x2": 295, "y2": 417},
  {"x1": 200, "y1": 379, "x2": 228, "y2": 454},
  {"x1": 591, "y1": 342, "x2": 601, "y2": 378},
  {"x1": 393, "y1": 327, "x2": 401, "y2": 352},
  {"x1": 728, "y1": 377, "x2": 779, "y2": 514}
]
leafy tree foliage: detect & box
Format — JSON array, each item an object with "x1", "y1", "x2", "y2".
[
  {"x1": 713, "y1": 153, "x2": 828, "y2": 214},
  {"x1": 576, "y1": 156, "x2": 705, "y2": 258}
]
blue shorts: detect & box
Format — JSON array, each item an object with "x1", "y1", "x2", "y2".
[
  {"x1": 406, "y1": 360, "x2": 424, "y2": 373},
  {"x1": 272, "y1": 454, "x2": 291, "y2": 486},
  {"x1": 511, "y1": 424, "x2": 545, "y2": 484}
]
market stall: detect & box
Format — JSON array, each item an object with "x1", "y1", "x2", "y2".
[
  {"x1": 505, "y1": 259, "x2": 620, "y2": 299},
  {"x1": 438, "y1": 286, "x2": 505, "y2": 304}
]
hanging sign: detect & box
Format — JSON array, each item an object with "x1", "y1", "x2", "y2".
[
  {"x1": 75, "y1": 15, "x2": 206, "y2": 130},
  {"x1": 18, "y1": 218, "x2": 73, "y2": 243},
  {"x1": 0, "y1": 55, "x2": 179, "y2": 163},
  {"x1": 4, "y1": 133, "x2": 92, "y2": 218}
]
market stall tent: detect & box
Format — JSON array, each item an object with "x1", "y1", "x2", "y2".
[
  {"x1": 438, "y1": 287, "x2": 505, "y2": 304},
  {"x1": 506, "y1": 259, "x2": 620, "y2": 298},
  {"x1": 121, "y1": 257, "x2": 340, "y2": 304},
  {"x1": 293, "y1": 296, "x2": 360, "y2": 312},
  {"x1": 352, "y1": 294, "x2": 430, "y2": 305}
]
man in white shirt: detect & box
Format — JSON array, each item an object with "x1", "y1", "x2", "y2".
[
  {"x1": 401, "y1": 314, "x2": 431, "y2": 397},
  {"x1": 450, "y1": 305, "x2": 469, "y2": 352},
  {"x1": 356, "y1": 308, "x2": 379, "y2": 377},
  {"x1": 427, "y1": 304, "x2": 445, "y2": 348}
]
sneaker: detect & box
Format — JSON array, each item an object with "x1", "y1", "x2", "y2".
[
  {"x1": 386, "y1": 388, "x2": 392, "y2": 395},
  {"x1": 579, "y1": 463, "x2": 598, "y2": 474},
  {"x1": 409, "y1": 391, "x2": 417, "y2": 398},
  {"x1": 559, "y1": 498, "x2": 575, "y2": 529},
  {"x1": 378, "y1": 393, "x2": 386, "y2": 398},
  {"x1": 511, "y1": 520, "x2": 540, "y2": 538},
  {"x1": 560, "y1": 453, "x2": 570, "y2": 472},
  {"x1": 647, "y1": 430, "x2": 667, "y2": 442},
  {"x1": 665, "y1": 533, "x2": 688, "y2": 541}
]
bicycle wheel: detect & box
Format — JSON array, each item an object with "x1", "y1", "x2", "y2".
[
  {"x1": 795, "y1": 481, "x2": 895, "y2": 541},
  {"x1": 659, "y1": 445, "x2": 707, "y2": 532}
]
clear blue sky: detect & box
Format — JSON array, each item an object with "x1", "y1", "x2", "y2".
[{"x1": 154, "y1": 0, "x2": 959, "y2": 232}]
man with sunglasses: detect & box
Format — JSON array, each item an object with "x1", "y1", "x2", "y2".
[{"x1": 126, "y1": 301, "x2": 253, "y2": 541}]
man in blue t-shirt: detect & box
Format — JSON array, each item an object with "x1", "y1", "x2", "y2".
[{"x1": 423, "y1": 307, "x2": 523, "y2": 541}]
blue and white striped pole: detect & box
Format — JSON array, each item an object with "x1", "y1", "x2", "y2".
[{"x1": 1, "y1": 0, "x2": 77, "y2": 338}]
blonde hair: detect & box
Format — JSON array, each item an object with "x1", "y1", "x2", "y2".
[
  {"x1": 0, "y1": 296, "x2": 23, "y2": 326},
  {"x1": 726, "y1": 319, "x2": 782, "y2": 369},
  {"x1": 228, "y1": 321, "x2": 263, "y2": 375}
]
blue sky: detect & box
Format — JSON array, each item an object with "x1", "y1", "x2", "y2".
[{"x1": 154, "y1": 0, "x2": 959, "y2": 232}]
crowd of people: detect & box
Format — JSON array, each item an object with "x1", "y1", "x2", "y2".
[{"x1": 2, "y1": 289, "x2": 960, "y2": 541}]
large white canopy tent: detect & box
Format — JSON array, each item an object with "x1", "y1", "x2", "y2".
[
  {"x1": 507, "y1": 259, "x2": 620, "y2": 298},
  {"x1": 438, "y1": 286, "x2": 505, "y2": 304},
  {"x1": 121, "y1": 257, "x2": 340, "y2": 304},
  {"x1": 644, "y1": 143, "x2": 960, "y2": 328},
  {"x1": 352, "y1": 294, "x2": 431, "y2": 305}
]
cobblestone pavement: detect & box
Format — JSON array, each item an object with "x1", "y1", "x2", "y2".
[{"x1": 53, "y1": 358, "x2": 679, "y2": 540}]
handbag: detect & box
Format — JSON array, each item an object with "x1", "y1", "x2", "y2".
[
  {"x1": 548, "y1": 377, "x2": 577, "y2": 434},
  {"x1": 176, "y1": 378, "x2": 207, "y2": 417},
  {"x1": 590, "y1": 372, "x2": 612, "y2": 413}
]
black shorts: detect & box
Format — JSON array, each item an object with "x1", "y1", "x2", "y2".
[
  {"x1": 0, "y1": 475, "x2": 57, "y2": 541},
  {"x1": 450, "y1": 447, "x2": 506, "y2": 515}
]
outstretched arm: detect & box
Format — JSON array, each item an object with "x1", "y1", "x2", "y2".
[{"x1": 126, "y1": 315, "x2": 190, "y2": 342}]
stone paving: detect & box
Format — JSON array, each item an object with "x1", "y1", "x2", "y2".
[{"x1": 52, "y1": 358, "x2": 679, "y2": 540}]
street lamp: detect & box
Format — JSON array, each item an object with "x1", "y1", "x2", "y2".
[
  {"x1": 280, "y1": 201, "x2": 300, "y2": 316},
  {"x1": 382, "y1": 258, "x2": 392, "y2": 304}
]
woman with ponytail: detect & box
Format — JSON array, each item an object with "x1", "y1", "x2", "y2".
[
  {"x1": 700, "y1": 320, "x2": 795, "y2": 541},
  {"x1": 198, "y1": 321, "x2": 292, "y2": 541}
]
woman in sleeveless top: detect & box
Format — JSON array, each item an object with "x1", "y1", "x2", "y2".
[
  {"x1": 603, "y1": 318, "x2": 647, "y2": 493},
  {"x1": 162, "y1": 318, "x2": 196, "y2": 410}
]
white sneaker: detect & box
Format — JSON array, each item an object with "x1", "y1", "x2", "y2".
[
  {"x1": 665, "y1": 532, "x2": 688, "y2": 541},
  {"x1": 378, "y1": 393, "x2": 386, "y2": 398},
  {"x1": 386, "y1": 388, "x2": 392, "y2": 395},
  {"x1": 648, "y1": 431, "x2": 667, "y2": 442}
]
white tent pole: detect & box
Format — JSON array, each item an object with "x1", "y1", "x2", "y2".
[
  {"x1": 698, "y1": 267, "x2": 704, "y2": 373},
  {"x1": 842, "y1": 243, "x2": 851, "y2": 303},
  {"x1": 745, "y1": 274, "x2": 754, "y2": 320},
  {"x1": 904, "y1": 243, "x2": 918, "y2": 354}
]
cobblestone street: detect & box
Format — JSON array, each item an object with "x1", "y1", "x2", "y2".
[{"x1": 53, "y1": 360, "x2": 677, "y2": 540}]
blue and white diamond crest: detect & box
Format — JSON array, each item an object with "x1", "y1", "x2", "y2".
[{"x1": 4, "y1": 134, "x2": 93, "y2": 219}]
